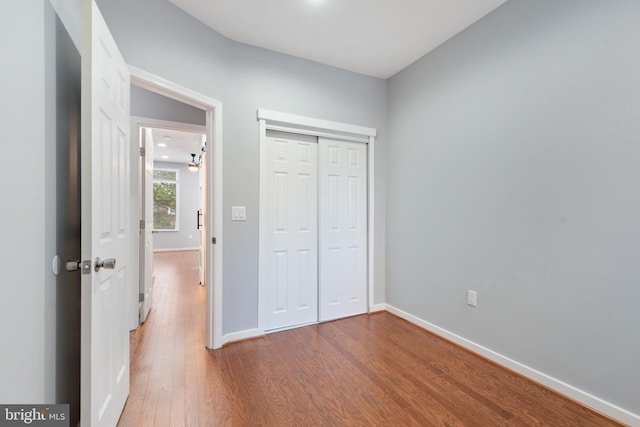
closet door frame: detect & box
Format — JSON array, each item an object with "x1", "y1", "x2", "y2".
[{"x1": 257, "y1": 109, "x2": 377, "y2": 334}]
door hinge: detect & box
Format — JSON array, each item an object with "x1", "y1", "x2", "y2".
[
  {"x1": 212, "y1": 237, "x2": 217, "y2": 244},
  {"x1": 139, "y1": 292, "x2": 145, "y2": 302},
  {"x1": 139, "y1": 220, "x2": 145, "y2": 230},
  {"x1": 139, "y1": 147, "x2": 145, "y2": 156}
]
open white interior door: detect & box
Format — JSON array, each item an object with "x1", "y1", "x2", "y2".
[
  {"x1": 141, "y1": 127, "x2": 154, "y2": 321},
  {"x1": 81, "y1": 1, "x2": 130, "y2": 426}
]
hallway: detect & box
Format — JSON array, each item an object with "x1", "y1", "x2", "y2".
[{"x1": 118, "y1": 250, "x2": 207, "y2": 426}]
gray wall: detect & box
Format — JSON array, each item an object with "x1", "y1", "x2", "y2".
[
  {"x1": 0, "y1": 3, "x2": 81, "y2": 417},
  {"x1": 153, "y1": 162, "x2": 201, "y2": 251},
  {"x1": 387, "y1": 0, "x2": 640, "y2": 416},
  {"x1": 131, "y1": 85, "x2": 206, "y2": 126},
  {"x1": 0, "y1": 0, "x2": 48, "y2": 404},
  {"x1": 97, "y1": 0, "x2": 388, "y2": 335}
]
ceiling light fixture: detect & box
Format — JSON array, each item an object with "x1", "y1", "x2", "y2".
[
  {"x1": 187, "y1": 142, "x2": 207, "y2": 172},
  {"x1": 188, "y1": 153, "x2": 199, "y2": 172},
  {"x1": 157, "y1": 143, "x2": 167, "y2": 148}
]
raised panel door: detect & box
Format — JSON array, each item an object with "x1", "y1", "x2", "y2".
[
  {"x1": 319, "y1": 138, "x2": 367, "y2": 321},
  {"x1": 264, "y1": 136, "x2": 319, "y2": 330}
]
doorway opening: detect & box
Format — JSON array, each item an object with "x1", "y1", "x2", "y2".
[
  {"x1": 129, "y1": 67, "x2": 223, "y2": 349},
  {"x1": 133, "y1": 123, "x2": 207, "y2": 326}
]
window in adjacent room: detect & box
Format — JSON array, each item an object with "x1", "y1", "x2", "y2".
[{"x1": 153, "y1": 168, "x2": 180, "y2": 231}]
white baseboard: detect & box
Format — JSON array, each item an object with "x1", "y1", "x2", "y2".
[
  {"x1": 385, "y1": 304, "x2": 639, "y2": 426},
  {"x1": 153, "y1": 247, "x2": 200, "y2": 253},
  {"x1": 369, "y1": 304, "x2": 386, "y2": 313},
  {"x1": 221, "y1": 328, "x2": 263, "y2": 347}
]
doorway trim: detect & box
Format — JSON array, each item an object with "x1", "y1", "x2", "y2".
[
  {"x1": 129, "y1": 66, "x2": 223, "y2": 349},
  {"x1": 257, "y1": 109, "x2": 377, "y2": 334}
]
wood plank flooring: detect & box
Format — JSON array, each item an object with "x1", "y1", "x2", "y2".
[{"x1": 118, "y1": 251, "x2": 623, "y2": 426}]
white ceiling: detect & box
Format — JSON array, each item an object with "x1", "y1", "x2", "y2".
[
  {"x1": 168, "y1": 0, "x2": 509, "y2": 79},
  {"x1": 151, "y1": 128, "x2": 205, "y2": 164}
]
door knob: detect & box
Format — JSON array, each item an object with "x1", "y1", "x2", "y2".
[{"x1": 94, "y1": 257, "x2": 116, "y2": 272}]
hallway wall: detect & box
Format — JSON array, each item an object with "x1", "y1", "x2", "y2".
[{"x1": 152, "y1": 161, "x2": 202, "y2": 251}]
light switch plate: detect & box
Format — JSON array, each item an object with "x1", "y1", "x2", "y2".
[
  {"x1": 467, "y1": 290, "x2": 477, "y2": 307},
  {"x1": 232, "y1": 206, "x2": 246, "y2": 221}
]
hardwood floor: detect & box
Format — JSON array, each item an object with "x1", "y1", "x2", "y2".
[{"x1": 118, "y1": 251, "x2": 622, "y2": 426}]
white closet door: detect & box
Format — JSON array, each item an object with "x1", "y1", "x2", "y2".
[
  {"x1": 319, "y1": 138, "x2": 368, "y2": 321},
  {"x1": 264, "y1": 135, "x2": 319, "y2": 330}
]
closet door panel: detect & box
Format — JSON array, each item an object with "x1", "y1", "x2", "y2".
[
  {"x1": 264, "y1": 136, "x2": 318, "y2": 330},
  {"x1": 319, "y1": 138, "x2": 368, "y2": 321}
]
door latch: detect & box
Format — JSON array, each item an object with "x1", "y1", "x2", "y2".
[{"x1": 66, "y1": 260, "x2": 92, "y2": 275}]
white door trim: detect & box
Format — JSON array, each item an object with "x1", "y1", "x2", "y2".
[
  {"x1": 131, "y1": 117, "x2": 207, "y2": 134},
  {"x1": 258, "y1": 109, "x2": 376, "y2": 334},
  {"x1": 129, "y1": 66, "x2": 224, "y2": 349},
  {"x1": 258, "y1": 109, "x2": 376, "y2": 139}
]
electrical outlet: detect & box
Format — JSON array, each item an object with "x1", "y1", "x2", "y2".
[{"x1": 467, "y1": 290, "x2": 478, "y2": 307}]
